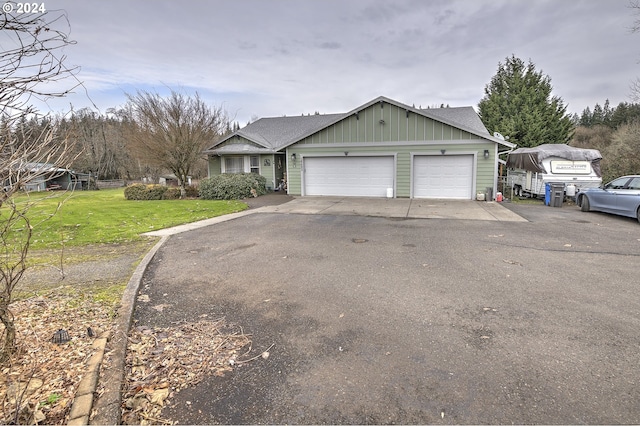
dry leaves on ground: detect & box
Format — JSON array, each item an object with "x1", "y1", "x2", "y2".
[
  {"x1": 121, "y1": 319, "x2": 251, "y2": 425},
  {"x1": 0, "y1": 288, "x2": 117, "y2": 425}
]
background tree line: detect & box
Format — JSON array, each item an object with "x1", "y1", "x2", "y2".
[
  {"x1": 479, "y1": 53, "x2": 640, "y2": 184},
  {"x1": 570, "y1": 100, "x2": 640, "y2": 183},
  {"x1": 2, "y1": 103, "x2": 237, "y2": 185}
]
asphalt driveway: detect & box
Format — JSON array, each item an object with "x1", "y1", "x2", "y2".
[{"x1": 134, "y1": 199, "x2": 640, "y2": 424}]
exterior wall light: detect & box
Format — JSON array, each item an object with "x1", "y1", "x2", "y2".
[
  {"x1": 484, "y1": 149, "x2": 490, "y2": 159},
  {"x1": 291, "y1": 153, "x2": 296, "y2": 160}
]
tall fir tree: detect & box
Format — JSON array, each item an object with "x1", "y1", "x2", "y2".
[
  {"x1": 592, "y1": 103, "x2": 604, "y2": 126},
  {"x1": 579, "y1": 107, "x2": 592, "y2": 127},
  {"x1": 478, "y1": 55, "x2": 574, "y2": 148}
]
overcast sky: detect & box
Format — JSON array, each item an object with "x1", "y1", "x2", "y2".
[{"x1": 27, "y1": 0, "x2": 640, "y2": 124}]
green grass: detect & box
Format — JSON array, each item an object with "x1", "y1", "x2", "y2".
[{"x1": 7, "y1": 188, "x2": 247, "y2": 250}]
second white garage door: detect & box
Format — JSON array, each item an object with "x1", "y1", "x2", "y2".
[
  {"x1": 304, "y1": 156, "x2": 394, "y2": 197},
  {"x1": 413, "y1": 155, "x2": 474, "y2": 199}
]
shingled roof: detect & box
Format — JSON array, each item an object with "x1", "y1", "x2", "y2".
[
  {"x1": 205, "y1": 96, "x2": 510, "y2": 155},
  {"x1": 422, "y1": 106, "x2": 489, "y2": 136}
]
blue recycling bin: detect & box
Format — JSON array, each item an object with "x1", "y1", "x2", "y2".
[{"x1": 544, "y1": 183, "x2": 551, "y2": 206}]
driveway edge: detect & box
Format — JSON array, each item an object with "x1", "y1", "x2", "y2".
[
  {"x1": 87, "y1": 235, "x2": 168, "y2": 425},
  {"x1": 87, "y1": 209, "x2": 265, "y2": 425}
]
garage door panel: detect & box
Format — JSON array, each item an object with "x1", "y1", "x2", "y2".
[
  {"x1": 304, "y1": 156, "x2": 394, "y2": 197},
  {"x1": 413, "y1": 155, "x2": 473, "y2": 199}
]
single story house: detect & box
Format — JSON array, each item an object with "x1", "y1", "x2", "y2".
[{"x1": 204, "y1": 96, "x2": 515, "y2": 199}]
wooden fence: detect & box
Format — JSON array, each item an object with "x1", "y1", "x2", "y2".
[{"x1": 96, "y1": 179, "x2": 127, "y2": 189}]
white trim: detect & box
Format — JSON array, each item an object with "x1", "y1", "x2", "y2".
[
  {"x1": 410, "y1": 151, "x2": 477, "y2": 199},
  {"x1": 249, "y1": 154, "x2": 260, "y2": 175},
  {"x1": 279, "y1": 96, "x2": 515, "y2": 150},
  {"x1": 293, "y1": 139, "x2": 492, "y2": 149},
  {"x1": 493, "y1": 145, "x2": 499, "y2": 200}
]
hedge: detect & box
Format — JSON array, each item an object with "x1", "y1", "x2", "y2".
[
  {"x1": 199, "y1": 173, "x2": 268, "y2": 200},
  {"x1": 124, "y1": 184, "x2": 167, "y2": 200},
  {"x1": 124, "y1": 184, "x2": 198, "y2": 200}
]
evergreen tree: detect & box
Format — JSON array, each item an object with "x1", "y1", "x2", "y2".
[
  {"x1": 579, "y1": 107, "x2": 592, "y2": 127},
  {"x1": 592, "y1": 103, "x2": 604, "y2": 126},
  {"x1": 602, "y1": 99, "x2": 612, "y2": 126},
  {"x1": 610, "y1": 102, "x2": 640, "y2": 128},
  {"x1": 478, "y1": 55, "x2": 574, "y2": 147}
]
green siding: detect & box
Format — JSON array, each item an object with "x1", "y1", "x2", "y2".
[
  {"x1": 261, "y1": 154, "x2": 275, "y2": 189},
  {"x1": 297, "y1": 103, "x2": 477, "y2": 146},
  {"x1": 287, "y1": 101, "x2": 497, "y2": 197},
  {"x1": 287, "y1": 142, "x2": 496, "y2": 198},
  {"x1": 217, "y1": 136, "x2": 263, "y2": 149},
  {"x1": 208, "y1": 156, "x2": 221, "y2": 176},
  {"x1": 208, "y1": 154, "x2": 280, "y2": 190}
]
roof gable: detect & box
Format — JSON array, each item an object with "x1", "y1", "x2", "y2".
[
  {"x1": 205, "y1": 96, "x2": 514, "y2": 154},
  {"x1": 205, "y1": 113, "x2": 346, "y2": 153}
]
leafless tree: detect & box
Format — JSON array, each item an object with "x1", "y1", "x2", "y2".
[
  {"x1": 125, "y1": 90, "x2": 229, "y2": 197},
  {"x1": 1, "y1": 3, "x2": 78, "y2": 362},
  {"x1": 601, "y1": 119, "x2": 640, "y2": 181},
  {"x1": 631, "y1": 1, "x2": 640, "y2": 101},
  {"x1": 63, "y1": 108, "x2": 137, "y2": 181}
]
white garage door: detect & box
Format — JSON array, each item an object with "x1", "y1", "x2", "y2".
[
  {"x1": 304, "y1": 156, "x2": 394, "y2": 197},
  {"x1": 413, "y1": 155, "x2": 474, "y2": 199}
]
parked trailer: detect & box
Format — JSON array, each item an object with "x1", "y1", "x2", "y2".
[{"x1": 506, "y1": 144, "x2": 602, "y2": 198}]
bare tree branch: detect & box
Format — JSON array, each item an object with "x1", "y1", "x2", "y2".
[
  {"x1": 631, "y1": 0, "x2": 640, "y2": 33},
  {"x1": 1, "y1": 4, "x2": 79, "y2": 362},
  {"x1": 630, "y1": 1, "x2": 640, "y2": 100},
  {"x1": 631, "y1": 78, "x2": 640, "y2": 102},
  {"x1": 125, "y1": 90, "x2": 229, "y2": 197}
]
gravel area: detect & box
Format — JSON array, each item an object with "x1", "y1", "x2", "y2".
[{"x1": 19, "y1": 240, "x2": 157, "y2": 295}]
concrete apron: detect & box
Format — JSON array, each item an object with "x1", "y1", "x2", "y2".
[
  {"x1": 145, "y1": 197, "x2": 526, "y2": 238},
  {"x1": 260, "y1": 196, "x2": 528, "y2": 222}
]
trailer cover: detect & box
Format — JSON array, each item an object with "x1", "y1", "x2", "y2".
[{"x1": 506, "y1": 144, "x2": 602, "y2": 176}]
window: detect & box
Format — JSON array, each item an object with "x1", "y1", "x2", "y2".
[
  {"x1": 605, "y1": 177, "x2": 631, "y2": 190},
  {"x1": 225, "y1": 157, "x2": 244, "y2": 174},
  {"x1": 627, "y1": 177, "x2": 640, "y2": 190},
  {"x1": 250, "y1": 156, "x2": 259, "y2": 174}
]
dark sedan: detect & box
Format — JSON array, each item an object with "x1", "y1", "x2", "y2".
[{"x1": 576, "y1": 175, "x2": 640, "y2": 223}]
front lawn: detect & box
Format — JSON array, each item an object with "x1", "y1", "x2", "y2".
[
  {"x1": 1, "y1": 189, "x2": 250, "y2": 424},
  {"x1": 8, "y1": 188, "x2": 247, "y2": 250}
]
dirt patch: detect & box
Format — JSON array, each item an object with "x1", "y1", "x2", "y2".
[
  {"x1": 18, "y1": 240, "x2": 157, "y2": 296},
  {"x1": 1, "y1": 240, "x2": 158, "y2": 424}
]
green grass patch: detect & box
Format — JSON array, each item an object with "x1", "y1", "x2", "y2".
[
  {"x1": 509, "y1": 196, "x2": 545, "y2": 205},
  {"x1": 7, "y1": 188, "x2": 247, "y2": 250}
]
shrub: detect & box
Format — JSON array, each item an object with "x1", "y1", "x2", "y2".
[
  {"x1": 184, "y1": 185, "x2": 199, "y2": 198},
  {"x1": 124, "y1": 184, "x2": 168, "y2": 200},
  {"x1": 163, "y1": 187, "x2": 182, "y2": 200},
  {"x1": 199, "y1": 173, "x2": 268, "y2": 200}
]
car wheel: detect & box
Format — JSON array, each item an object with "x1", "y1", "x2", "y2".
[
  {"x1": 580, "y1": 196, "x2": 590, "y2": 212},
  {"x1": 637, "y1": 207, "x2": 640, "y2": 224}
]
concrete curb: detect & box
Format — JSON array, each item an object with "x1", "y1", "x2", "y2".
[
  {"x1": 81, "y1": 209, "x2": 264, "y2": 425},
  {"x1": 84, "y1": 235, "x2": 168, "y2": 425},
  {"x1": 66, "y1": 334, "x2": 108, "y2": 425}
]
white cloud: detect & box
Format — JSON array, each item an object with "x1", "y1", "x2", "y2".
[{"x1": 30, "y1": 0, "x2": 640, "y2": 123}]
